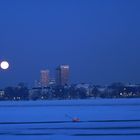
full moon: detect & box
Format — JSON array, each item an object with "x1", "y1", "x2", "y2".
[{"x1": 0, "y1": 61, "x2": 9, "y2": 70}]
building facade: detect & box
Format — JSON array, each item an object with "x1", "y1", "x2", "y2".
[
  {"x1": 56, "y1": 65, "x2": 69, "y2": 86},
  {"x1": 40, "y1": 70, "x2": 50, "y2": 87}
]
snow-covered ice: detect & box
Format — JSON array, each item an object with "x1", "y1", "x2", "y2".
[{"x1": 0, "y1": 99, "x2": 140, "y2": 140}]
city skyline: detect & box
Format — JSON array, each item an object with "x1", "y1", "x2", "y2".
[
  {"x1": 1, "y1": 62, "x2": 140, "y2": 89},
  {"x1": 1, "y1": 62, "x2": 140, "y2": 88},
  {"x1": 0, "y1": 0, "x2": 140, "y2": 87},
  {"x1": 35, "y1": 65, "x2": 70, "y2": 87}
]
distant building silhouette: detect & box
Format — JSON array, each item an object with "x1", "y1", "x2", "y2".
[
  {"x1": 40, "y1": 70, "x2": 50, "y2": 87},
  {"x1": 56, "y1": 65, "x2": 69, "y2": 86}
]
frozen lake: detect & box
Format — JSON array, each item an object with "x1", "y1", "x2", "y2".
[{"x1": 0, "y1": 99, "x2": 140, "y2": 140}]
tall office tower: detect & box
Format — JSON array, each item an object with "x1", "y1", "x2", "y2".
[
  {"x1": 40, "y1": 70, "x2": 50, "y2": 87},
  {"x1": 56, "y1": 65, "x2": 70, "y2": 86}
]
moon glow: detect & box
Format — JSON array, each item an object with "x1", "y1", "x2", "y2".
[{"x1": 0, "y1": 61, "x2": 9, "y2": 70}]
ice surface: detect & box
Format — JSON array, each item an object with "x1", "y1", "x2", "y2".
[{"x1": 0, "y1": 99, "x2": 140, "y2": 140}]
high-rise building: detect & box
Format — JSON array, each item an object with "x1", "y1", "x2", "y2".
[
  {"x1": 40, "y1": 70, "x2": 50, "y2": 87},
  {"x1": 56, "y1": 65, "x2": 70, "y2": 86}
]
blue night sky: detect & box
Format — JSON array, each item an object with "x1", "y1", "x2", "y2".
[{"x1": 0, "y1": 0, "x2": 140, "y2": 87}]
